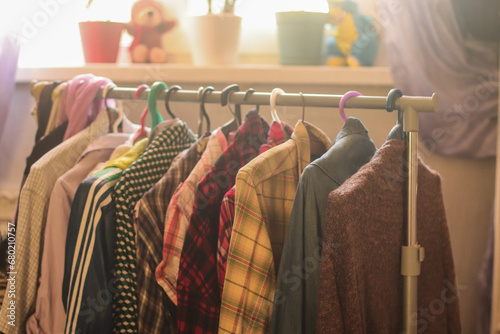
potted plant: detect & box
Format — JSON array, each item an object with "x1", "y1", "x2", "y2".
[
  {"x1": 185, "y1": 0, "x2": 242, "y2": 66},
  {"x1": 79, "y1": 0, "x2": 124, "y2": 63},
  {"x1": 275, "y1": 1, "x2": 329, "y2": 65}
]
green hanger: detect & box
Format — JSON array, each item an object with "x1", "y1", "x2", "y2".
[{"x1": 147, "y1": 82, "x2": 167, "y2": 129}]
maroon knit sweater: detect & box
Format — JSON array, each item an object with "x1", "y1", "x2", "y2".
[{"x1": 316, "y1": 140, "x2": 461, "y2": 333}]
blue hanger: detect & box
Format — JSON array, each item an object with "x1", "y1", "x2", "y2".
[{"x1": 147, "y1": 82, "x2": 167, "y2": 129}]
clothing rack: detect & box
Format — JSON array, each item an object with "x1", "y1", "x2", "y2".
[
  {"x1": 99, "y1": 86, "x2": 437, "y2": 114},
  {"x1": 39, "y1": 82, "x2": 439, "y2": 334}
]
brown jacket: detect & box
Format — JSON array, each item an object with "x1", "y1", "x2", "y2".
[{"x1": 316, "y1": 140, "x2": 461, "y2": 333}]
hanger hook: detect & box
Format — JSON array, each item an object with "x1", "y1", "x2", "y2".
[
  {"x1": 131, "y1": 84, "x2": 150, "y2": 142},
  {"x1": 198, "y1": 86, "x2": 214, "y2": 135},
  {"x1": 244, "y1": 88, "x2": 259, "y2": 112},
  {"x1": 221, "y1": 84, "x2": 241, "y2": 125},
  {"x1": 386, "y1": 88, "x2": 405, "y2": 138},
  {"x1": 386, "y1": 88, "x2": 403, "y2": 112},
  {"x1": 136, "y1": 84, "x2": 149, "y2": 131},
  {"x1": 339, "y1": 91, "x2": 362, "y2": 122},
  {"x1": 102, "y1": 83, "x2": 117, "y2": 111},
  {"x1": 299, "y1": 92, "x2": 306, "y2": 121},
  {"x1": 197, "y1": 87, "x2": 204, "y2": 135},
  {"x1": 164, "y1": 85, "x2": 181, "y2": 119},
  {"x1": 270, "y1": 88, "x2": 284, "y2": 123},
  {"x1": 134, "y1": 84, "x2": 149, "y2": 99},
  {"x1": 148, "y1": 82, "x2": 167, "y2": 129}
]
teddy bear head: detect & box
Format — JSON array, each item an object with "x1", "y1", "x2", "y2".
[{"x1": 131, "y1": 0, "x2": 165, "y2": 28}]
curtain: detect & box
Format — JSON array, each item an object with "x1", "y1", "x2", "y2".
[
  {"x1": 377, "y1": 0, "x2": 499, "y2": 158},
  {"x1": 0, "y1": 33, "x2": 20, "y2": 145}
]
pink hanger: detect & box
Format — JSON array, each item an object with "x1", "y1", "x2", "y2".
[
  {"x1": 339, "y1": 91, "x2": 362, "y2": 122},
  {"x1": 132, "y1": 84, "x2": 150, "y2": 143}
]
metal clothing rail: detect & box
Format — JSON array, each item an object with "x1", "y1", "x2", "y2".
[
  {"x1": 40, "y1": 82, "x2": 438, "y2": 334},
  {"x1": 99, "y1": 86, "x2": 438, "y2": 114},
  {"x1": 104, "y1": 85, "x2": 435, "y2": 334}
]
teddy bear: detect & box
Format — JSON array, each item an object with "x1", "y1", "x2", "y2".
[{"x1": 126, "y1": 0, "x2": 177, "y2": 63}]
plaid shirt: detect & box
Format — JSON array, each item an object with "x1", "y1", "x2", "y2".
[
  {"x1": 134, "y1": 135, "x2": 209, "y2": 334},
  {"x1": 156, "y1": 129, "x2": 228, "y2": 305},
  {"x1": 176, "y1": 110, "x2": 270, "y2": 334},
  {"x1": 219, "y1": 121, "x2": 332, "y2": 334},
  {"x1": 217, "y1": 121, "x2": 293, "y2": 294},
  {"x1": 112, "y1": 121, "x2": 196, "y2": 333}
]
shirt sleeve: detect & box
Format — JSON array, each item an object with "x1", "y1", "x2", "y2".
[
  {"x1": 155, "y1": 187, "x2": 183, "y2": 305},
  {"x1": 217, "y1": 187, "x2": 236, "y2": 296}
]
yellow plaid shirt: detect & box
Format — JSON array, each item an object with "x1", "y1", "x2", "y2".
[{"x1": 219, "y1": 121, "x2": 332, "y2": 334}]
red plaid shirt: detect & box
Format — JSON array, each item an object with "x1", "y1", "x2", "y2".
[
  {"x1": 176, "y1": 110, "x2": 270, "y2": 333},
  {"x1": 217, "y1": 121, "x2": 293, "y2": 295}
]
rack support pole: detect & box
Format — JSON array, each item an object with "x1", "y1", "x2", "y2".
[{"x1": 402, "y1": 106, "x2": 425, "y2": 334}]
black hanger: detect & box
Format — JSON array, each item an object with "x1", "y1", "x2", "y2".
[
  {"x1": 164, "y1": 85, "x2": 181, "y2": 119},
  {"x1": 198, "y1": 86, "x2": 213, "y2": 136},
  {"x1": 221, "y1": 84, "x2": 242, "y2": 124},
  {"x1": 386, "y1": 88, "x2": 405, "y2": 140},
  {"x1": 244, "y1": 88, "x2": 259, "y2": 112},
  {"x1": 220, "y1": 84, "x2": 241, "y2": 138}
]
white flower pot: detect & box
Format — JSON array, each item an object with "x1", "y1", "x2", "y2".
[{"x1": 186, "y1": 14, "x2": 242, "y2": 66}]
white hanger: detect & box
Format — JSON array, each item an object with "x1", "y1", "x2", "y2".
[
  {"x1": 270, "y1": 88, "x2": 284, "y2": 123},
  {"x1": 102, "y1": 83, "x2": 122, "y2": 133}
]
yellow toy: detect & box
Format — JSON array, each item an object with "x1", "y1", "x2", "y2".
[{"x1": 325, "y1": 0, "x2": 378, "y2": 66}]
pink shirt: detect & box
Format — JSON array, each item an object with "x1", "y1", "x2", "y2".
[{"x1": 58, "y1": 74, "x2": 113, "y2": 141}]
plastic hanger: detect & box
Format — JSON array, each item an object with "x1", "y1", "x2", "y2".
[
  {"x1": 147, "y1": 81, "x2": 166, "y2": 130},
  {"x1": 102, "y1": 83, "x2": 116, "y2": 112},
  {"x1": 103, "y1": 83, "x2": 122, "y2": 133},
  {"x1": 198, "y1": 86, "x2": 213, "y2": 136},
  {"x1": 270, "y1": 88, "x2": 284, "y2": 123},
  {"x1": 221, "y1": 84, "x2": 242, "y2": 124},
  {"x1": 339, "y1": 91, "x2": 362, "y2": 122},
  {"x1": 164, "y1": 85, "x2": 181, "y2": 119},
  {"x1": 220, "y1": 84, "x2": 241, "y2": 138},
  {"x1": 132, "y1": 84, "x2": 150, "y2": 143},
  {"x1": 244, "y1": 88, "x2": 259, "y2": 112},
  {"x1": 386, "y1": 88, "x2": 405, "y2": 140},
  {"x1": 299, "y1": 92, "x2": 306, "y2": 121}
]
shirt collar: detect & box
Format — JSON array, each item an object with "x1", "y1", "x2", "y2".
[
  {"x1": 213, "y1": 128, "x2": 228, "y2": 152},
  {"x1": 386, "y1": 123, "x2": 404, "y2": 141},
  {"x1": 234, "y1": 109, "x2": 270, "y2": 149},
  {"x1": 269, "y1": 121, "x2": 293, "y2": 143},
  {"x1": 78, "y1": 132, "x2": 130, "y2": 163},
  {"x1": 292, "y1": 120, "x2": 332, "y2": 176},
  {"x1": 148, "y1": 118, "x2": 182, "y2": 145},
  {"x1": 312, "y1": 117, "x2": 375, "y2": 182},
  {"x1": 333, "y1": 117, "x2": 371, "y2": 143},
  {"x1": 105, "y1": 137, "x2": 148, "y2": 170}
]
